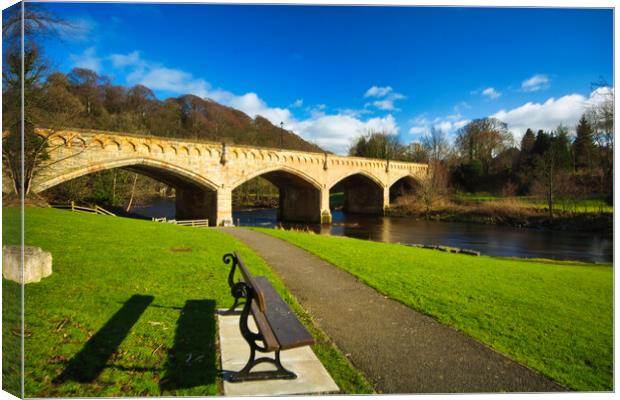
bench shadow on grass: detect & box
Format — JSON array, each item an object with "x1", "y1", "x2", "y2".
[
  {"x1": 53, "y1": 294, "x2": 154, "y2": 384},
  {"x1": 159, "y1": 299, "x2": 217, "y2": 392}
]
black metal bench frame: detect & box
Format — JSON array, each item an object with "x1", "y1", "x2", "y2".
[{"x1": 222, "y1": 252, "x2": 315, "y2": 383}]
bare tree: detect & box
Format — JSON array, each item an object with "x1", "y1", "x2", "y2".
[
  {"x1": 455, "y1": 118, "x2": 514, "y2": 174},
  {"x1": 586, "y1": 79, "x2": 614, "y2": 198},
  {"x1": 2, "y1": 4, "x2": 80, "y2": 197},
  {"x1": 422, "y1": 127, "x2": 450, "y2": 162}
]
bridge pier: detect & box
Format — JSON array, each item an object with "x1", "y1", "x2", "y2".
[
  {"x1": 216, "y1": 188, "x2": 233, "y2": 226},
  {"x1": 383, "y1": 186, "x2": 390, "y2": 213},
  {"x1": 175, "y1": 186, "x2": 218, "y2": 224},
  {"x1": 278, "y1": 185, "x2": 322, "y2": 223},
  {"x1": 320, "y1": 189, "x2": 332, "y2": 224},
  {"x1": 343, "y1": 181, "x2": 385, "y2": 215},
  {"x1": 175, "y1": 186, "x2": 234, "y2": 227}
]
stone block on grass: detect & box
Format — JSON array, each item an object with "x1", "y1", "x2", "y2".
[{"x1": 3, "y1": 245, "x2": 52, "y2": 284}]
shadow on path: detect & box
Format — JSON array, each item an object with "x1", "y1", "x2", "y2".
[
  {"x1": 54, "y1": 294, "x2": 154, "y2": 383},
  {"x1": 159, "y1": 299, "x2": 216, "y2": 392}
]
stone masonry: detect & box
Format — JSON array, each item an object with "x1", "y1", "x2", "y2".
[{"x1": 26, "y1": 129, "x2": 428, "y2": 226}]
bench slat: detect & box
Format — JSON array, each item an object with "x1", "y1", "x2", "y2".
[
  {"x1": 234, "y1": 252, "x2": 266, "y2": 312},
  {"x1": 253, "y1": 277, "x2": 315, "y2": 350},
  {"x1": 250, "y1": 300, "x2": 280, "y2": 351}
]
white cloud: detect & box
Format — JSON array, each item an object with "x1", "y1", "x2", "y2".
[
  {"x1": 111, "y1": 50, "x2": 209, "y2": 96},
  {"x1": 106, "y1": 50, "x2": 400, "y2": 154},
  {"x1": 364, "y1": 85, "x2": 406, "y2": 111},
  {"x1": 364, "y1": 86, "x2": 393, "y2": 98},
  {"x1": 110, "y1": 51, "x2": 142, "y2": 68},
  {"x1": 289, "y1": 99, "x2": 303, "y2": 108},
  {"x1": 69, "y1": 47, "x2": 102, "y2": 72},
  {"x1": 291, "y1": 114, "x2": 398, "y2": 155},
  {"x1": 408, "y1": 126, "x2": 428, "y2": 135},
  {"x1": 521, "y1": 74, "x2": 550, "y2": 92},
  {"x1": 482, "y1": 87, "x2": 501, "y2": 99},
  {"x1": 142, "y1": 67, "x2": 210, "y2": 97},
  {"x1": 408, "y1": 113, "x2": 470, "y2": 139},
  {"x1": 491, "y1": 88, "x2": 611, "y2": 140}
]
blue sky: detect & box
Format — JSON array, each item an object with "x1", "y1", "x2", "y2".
[{"x1": 37, "y1": 3, "x2": 613, "y2": 153}]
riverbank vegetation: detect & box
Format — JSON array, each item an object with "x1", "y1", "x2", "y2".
[
  {"x1": 259, "y1": 228, "x2": 613, "y2": 391},
  {"x1": 2, "y1": 207, "x2": 372, "y2": 397},
  {"x1": 387, "y1": 192, "x2": 612, "y2": 233},
  {"x1": 352, "y1": 99, "x2": 613, "y2": 224}
]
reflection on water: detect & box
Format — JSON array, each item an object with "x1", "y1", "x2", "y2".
[{"x1": 132, "y1": 198, "x2": 613, "y2": 263}]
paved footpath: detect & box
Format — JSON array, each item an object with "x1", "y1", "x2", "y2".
[{"x1": 221, "y1": 228, "x2": 565, "y2": 394}]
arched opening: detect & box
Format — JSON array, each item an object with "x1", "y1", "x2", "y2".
[
  {"x1": 389, "y1": 176, "x2": 420, "y2": 205},
  {"x1": 39, "y1": 160, "x2": 218, "y2": 224},
  {"x1": 330, "y1": 173, "x2": 384, "y2": 215},
  {"x1": 232, "y1": 169, "x2": 322, "y2": 223}
]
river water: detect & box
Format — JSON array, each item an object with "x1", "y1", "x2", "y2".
[{"x1": 131, "y1": 198, "x2": 613, "y2": 263}]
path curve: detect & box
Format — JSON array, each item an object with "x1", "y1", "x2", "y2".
[{"x1": 222, "y1": 228, "x2": 565, "y2": 394}]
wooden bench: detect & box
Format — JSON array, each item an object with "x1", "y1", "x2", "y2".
[{"x1": 222, "y1": 252, "x2": 315, "y2": 382}]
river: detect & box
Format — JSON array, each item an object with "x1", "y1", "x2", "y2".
[{"x1": 131, "y1": 197, "x2": 613, "y2": 263}]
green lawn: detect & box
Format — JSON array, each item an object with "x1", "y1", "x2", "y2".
[
  {"x1": 2, "y1": 208, "x2": 372, "y2": 397},
  {"x1": 3, "y1": 265, "x2": 22, "y2": 397},
  {"x1": 258, "y1": 228, "x2": 613, "y2": 391}
]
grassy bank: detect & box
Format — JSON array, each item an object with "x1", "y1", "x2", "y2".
[
  {"x1": 2, "y1": 208, "x2": 372, "y2": 397},
  {"x1": 388, "y1": 195, "x2": 612, "y2": 234},
  {"x1": 258, "y1": 228, "x2": 613, "y2": 391}
]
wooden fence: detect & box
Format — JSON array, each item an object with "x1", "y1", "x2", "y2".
[
  {"x1": 151, "y1": 217, "x2": 209, "y2": 228},
  {"x1": 50, "y1": 201, "x2": 116, "y2": 216}
]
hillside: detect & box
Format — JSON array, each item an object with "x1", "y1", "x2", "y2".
[
  {"x1": 171, "y1": 95, "x2": 324, "y2": 152},
  {"x1": 25, "y1": 69, "x2": 324, "y2": 153}
]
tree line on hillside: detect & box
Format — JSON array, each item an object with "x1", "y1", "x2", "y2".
[
  {"x1": 32, "y1": 68, "x2": 324, "y2": 152},
  {"x1": 350, "y1": 100, "x2": 613, "y2": 216}
]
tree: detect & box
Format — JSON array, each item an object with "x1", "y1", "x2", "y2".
[
  {"x1": 573, "y1": 115, "x2": 595, "y2": 172},
  {"x1": 455, "y1": 118, "x2": 513, "y2": 174},
  {"x1": 520, "y1": 128, "x2": 535, "y2": 153},
  {"x1": 67, "y1": 68, "x2": 108, "y2": 117},
  {"x1": 349, "y1": 131, "x2": 406, "y2": 161},
  {"x1": 416, "y1": 127, "x2": 449, "y2": 210},
  {"x1": 532, "y1": 125, "x2": 573, "y2": 218},
  {"x1": 514, "y1": 128, "x2": 537, "y2": 192},
  {"x1": 586, "y1": 81, "x2": 613, "y2": 201},
  {"x1": 2, "y1": 4, "x2": 76, "y2": 197},
  {"x1": 422, "y1": 127, "x2": 449, "y2": 162},
  {"x1": 532, "y1": 129, "x2": 551, "y2": 155}
]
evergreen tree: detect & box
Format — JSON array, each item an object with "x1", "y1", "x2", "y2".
[
  {"x1": 520, "y1": 128, "x2": 536, "y2": 153},
  {"x1": 533, "y1": 130, "x2": 551, "y2": 155},
  {"x1": 574, "y1": 114, "x2": 595, "y2": 171}
]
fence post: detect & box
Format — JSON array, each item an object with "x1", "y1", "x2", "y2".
[{"x1": 71, "y1": 201, "x2": 75, "y2": 212}]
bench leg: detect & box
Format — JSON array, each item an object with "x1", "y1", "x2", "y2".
[{"x1": 229, "y1": 348, "x2": 297, "y2": 382}]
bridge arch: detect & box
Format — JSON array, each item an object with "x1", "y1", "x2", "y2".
[
  {"x1": 37, "y1": 157, "x2": 224, "y2": 224},
  {"x1": 231, "y1": 165, "x2": 323, "y2": 223},
  {"x1": 231, "y1": 165, "x2": 322, "y2": 191},
  {"x1": 35, "y1": 157, "x2": 220, "y2": 194},
  {"x1": 329, "y1": 170, "x2": 385, "y2": 215},
  {"x1": 328, "y1": 170, "x2": 383, "y2": 191},
  {"x1": 388, "y1": 173, "x2": 422, "y2": 205}
]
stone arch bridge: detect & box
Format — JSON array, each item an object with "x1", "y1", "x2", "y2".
[{"x1": 28, "y1": 129, "x2": 428, "y2": 226}]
